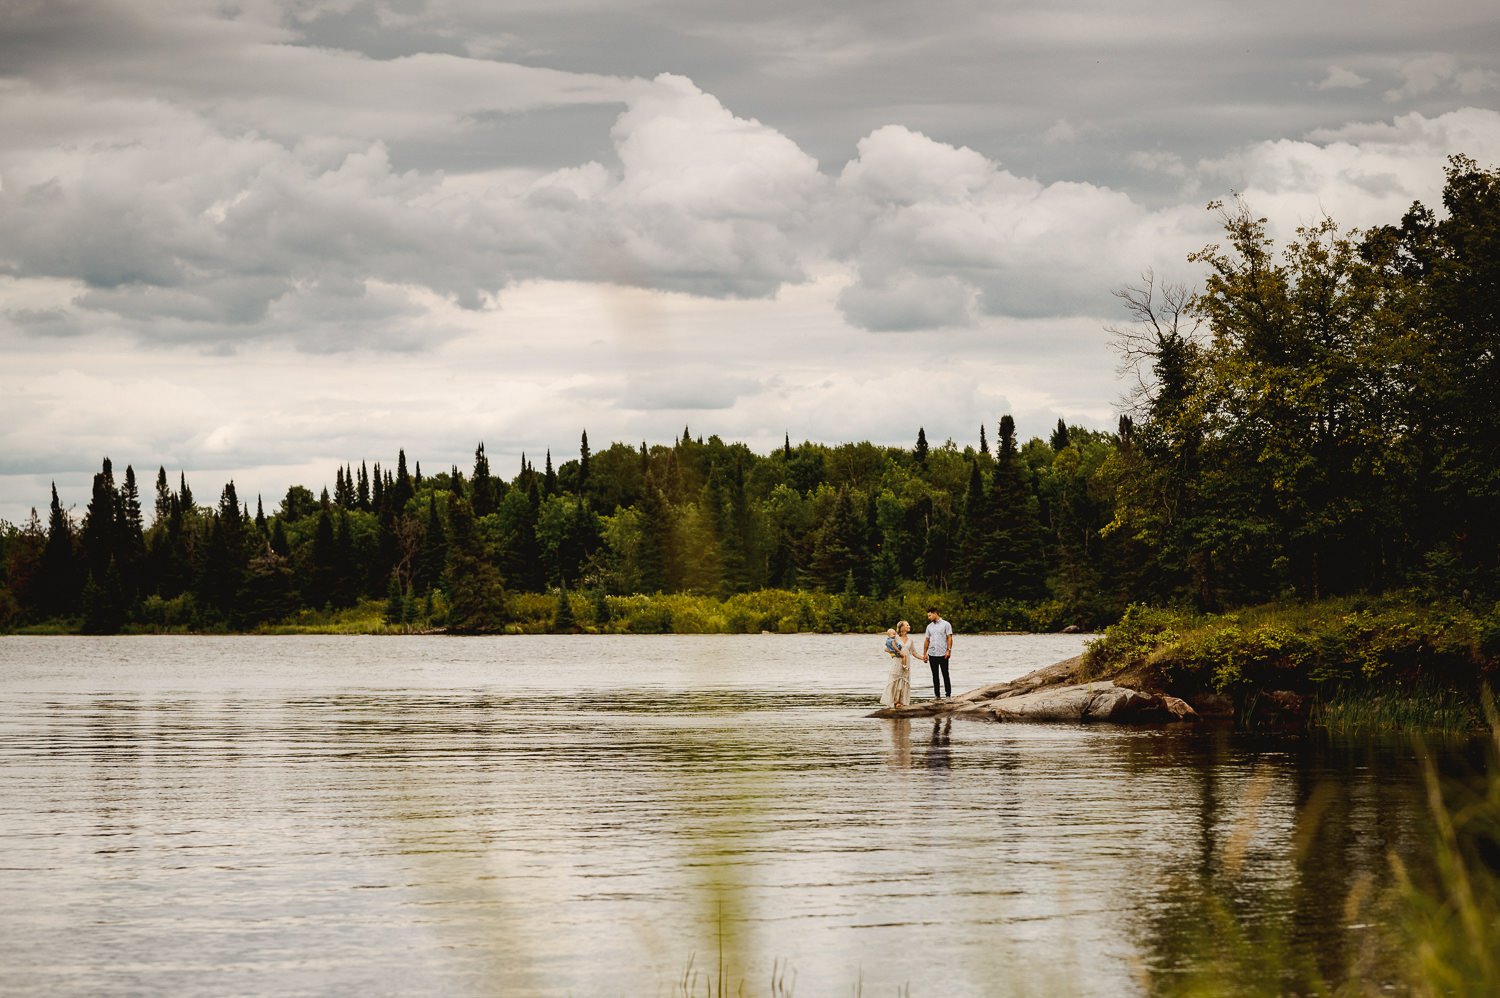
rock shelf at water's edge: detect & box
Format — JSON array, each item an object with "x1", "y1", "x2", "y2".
[{"x1": 869, "y1": 654, "x2": 1203, "y2": 724}]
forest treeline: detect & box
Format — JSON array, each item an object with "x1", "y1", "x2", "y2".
[{"x1": 0, "y1": 155, "x2": 1496, "y2": 635}]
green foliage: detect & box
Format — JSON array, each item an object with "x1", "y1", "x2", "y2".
[{"x1": 1087, "y1": 596, "x2": 1496, "y2": 726}]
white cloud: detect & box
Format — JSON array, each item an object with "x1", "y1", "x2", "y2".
[{"x1": 1315, "y1": 66, "x2": 1370, "y2": 91}]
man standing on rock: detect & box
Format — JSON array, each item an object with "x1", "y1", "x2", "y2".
[{"x1": 923, "y1": 608, "x2": 954, "y2": 700}]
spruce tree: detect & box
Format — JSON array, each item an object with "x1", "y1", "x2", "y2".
[
  {"x1": 154, "y1": 466, "x2": 172, "y2": 525},
  {"x1": 392, "y1": 450, "x2": 414, "y2": 512},
  {"x1": 952, "y1": 458, "x2": 988, "y2": 592},
  {"x1": 416, "y1": 493, "x2": 448, "y2": 594},
  {"x1": 810, "y1": 485, "x2": 865, "y2": 592},
  {"x1": 544, "y1": 450, "x2": 557, "y2": 496},
  {"x1": 445, "y1": 497, "x2": 506, "y2": 632},
  {"x1": 309, "y1": 508, "x2": 336, "y2": 609},
  {"x1": 914, "y1": 428, "x2": 929, "y2": 467},
  {"x1": 978, "y1": 415, "x2": 1048, "y2": 600},
  {"x1": 635, "y1": 472, "x2": 671, "y2": 593},
  {"x1": 979, "y1": 424, "x2": 990, "y2": 457},
  {"x1": 578, "y1": 430, "x2": 591, "y2": 495},
  {"x1": 40, "y1": 483, "x2": 79, "y2": 617},
  {"x1": 81, "y1": 458, "x2": 119, "y2": 584},
  {"x1": 1050, "y1": 419, "x2": 1071, "y2": 452}
]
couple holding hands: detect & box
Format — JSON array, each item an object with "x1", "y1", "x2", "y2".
[{"x1": 879, "y1": 609, "x2": 954, "y2": 709}]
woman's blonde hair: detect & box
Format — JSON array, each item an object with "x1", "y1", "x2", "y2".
[{"x1": 897, "y1": 620, "x2": 910, "y2": 633}]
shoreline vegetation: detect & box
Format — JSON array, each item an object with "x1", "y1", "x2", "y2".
[{"x1": 4, "y1": 157, "x2": 1499, "y2": 735}]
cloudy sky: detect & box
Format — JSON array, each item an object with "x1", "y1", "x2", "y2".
[{"x1": 3, "y1": 0, "x2": 1499, "y2": 523}]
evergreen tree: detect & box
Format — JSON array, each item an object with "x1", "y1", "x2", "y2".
[
  {"x1": 552, "y1": 583, "x2": 577, "y2": 633},
  {"x1": 39, "y1": 484, "x2": 79, "y2": 617},
  {"x1": 270, "y1": 519, "x2": 291, "y2": 558},
  {"x1": 914, "y1": 428, "x2": 929, "y2": 468},
  {"x1": 635, "y1": 472, "x2": 672, "y2": 593},
  {"x1": 81, "y1": 458, "x2": 119, "y2": 584},
  {"x1": 543, "y1": 450, "x2": 557, "y2": 496},
  {"x1": 178, "y1": 472, "x2": 194, "y2": 512},
  {"x1": 445, "y1": 497, "x2": 506, "y2": 632},
  {"x1": 154, "y1": 466, "x2": 172, "y2": 525},
  {"x1": 385, "y1": 570, "x2": 406, "y2": 628},
  {"x1": 809, "y1": 485, "x2": 865, "y2": 592},
  {"x1": 415, "y1": 494, "x2": 448, "y2": 594},
  {"x1": 977, "y1": 415, "x2": 1048, "y2": 599},
  {"x1": 471, "y1": 443, "x2": 494, "y2": 517},
  {"x1": 357, "y1": 461, "x2": 371, "y2": 511},
  {"x1": 578, "y1": 430, "x2": 592, "y2": 496},
  {"x1": 80, "y1": 559, "x2": 127, "y2": 634},
  {"x1": 1050, "y1": 419, "x2": 1071, "y2": 452},
  {"x1": 952, "y1": 458, "x2": 988, "y2": 592},
  {"x1": 239, "y1": 549, "x2": 295, "y2": 626},
  {"x1": 308, "y1": 508, "x2": 336, "y2": 609},
  {"x1": 392, "y1": 450, "x2": 414, "y2": 512},
  {"x1": 117, "y1": 465, "x2": 147, "y2": 605},
  {"x1": 496, "y1": 484, "x2": 543, "y2": 591},
  {"x1": 332, "y1": 510, "x2": 358, "y2": 608},
  {"x1": 979, "y1": 424, "x2": 990, "y2": 457}
]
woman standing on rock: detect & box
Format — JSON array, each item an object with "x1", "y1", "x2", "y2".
[{"x1": 880, "y1": 620, "x2": 923, "y2": 708}]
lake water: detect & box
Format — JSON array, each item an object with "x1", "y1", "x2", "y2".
[{"x1": 0, "y1": 634, "x2": 1444, "y2": 996}]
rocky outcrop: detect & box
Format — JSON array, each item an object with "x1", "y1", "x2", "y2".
[{"x1": 870, "y1": 656, "x2": 1200, "y2": 724}]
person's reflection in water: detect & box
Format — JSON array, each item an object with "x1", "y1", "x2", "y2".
[
  {"x1": 886, "y1": 718, "x2": 912, "y2": 769},
  {"x1": 924, "y1": 717, "x2": 952, "y2": 774}
]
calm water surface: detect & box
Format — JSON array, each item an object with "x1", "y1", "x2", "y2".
[{"x1": 0, "y1": 634, "x2": 1435, "y2": 996}]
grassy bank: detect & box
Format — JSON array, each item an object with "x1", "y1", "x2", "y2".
[{"x1": 1084, "y1": 594, "x2": 1500, "y2": 732}]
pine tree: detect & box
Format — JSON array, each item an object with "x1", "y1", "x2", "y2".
[
  {"x1": 332, "y1": 510, "x2": 358, "y2": 608},
  {"x1": 270, "y1": 519, "x2": 291, "y2": 558},
  {"x1": 154, "y1": 466, "x2": 173, "y2": 525},
  {"x1": 117, "y1": 465, "x2": 147, "y2": 605},
  {"x1": 309, "y1": 508, "x2": 336, "y2": 609},
  {"x1": 979, "y1": 424, "x2": 990, "y2": 457},
  {"x1": 81, "y1": 559, "x2": 127, "y2": 634},
  {"x1": 81, "y1": 458, "x2": 119, "y2": 584},
  {"x1": 636, "y1": 472, "x2": 671, "y2": 593},
  {"x1": 1050, "y1": 419, "x2": 1071, "y2": 452},
  {"x1": 914, "y1": 428, "x2": 929, "y2": 467},
  {"x1": 357, "y1": 461, "x2": 371, "y2": 510},
  {"x1": 578, "y1": 430, "x2": 592, "y2": 495},
  {"x1": 178, "y1": 472, "x2": 194, "y2": 512},
  {"x1": 40, "y1": 483, "x2": 79, "y2": 617},
  {"x1": 471, "y1": 443, "x2": 494, "y2": 516},
  {"x1": 392, "y1": 449, "x2": 414, "y2": 511},
  {"x1": 543, "y1": 450, "x2": 557, "y2": 496},
  {"x1": 810, "y1": 485, "x2": 866, "y2": 592},
  {"x1": 445, "y1": 497, "x2": 507, "y2": 632},
  {"x1": 952, "y1": 458, "x2": 988, "y2": 591},
  {"x1": 977, "y1": 415, "x2": 1048, "y2": 600},
  {"x1": 415, "y1": 493, "x2": 448, "y2": 594}
]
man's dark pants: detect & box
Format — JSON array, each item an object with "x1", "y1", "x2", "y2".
[{"x1": 928, "y1": 655, "x2": 951, "y2": 698}]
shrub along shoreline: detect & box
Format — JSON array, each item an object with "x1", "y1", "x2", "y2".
[
  {"x1": 1083, "y1": 593, "x2": 1500, "y2": 733},
  {"x1": 10, "y1": 586, "x2": 1070, "y2": 637}
]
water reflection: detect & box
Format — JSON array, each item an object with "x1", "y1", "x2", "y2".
[{"x1": 0, "y1": 635, "x2": 1466, "y2": 997}]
